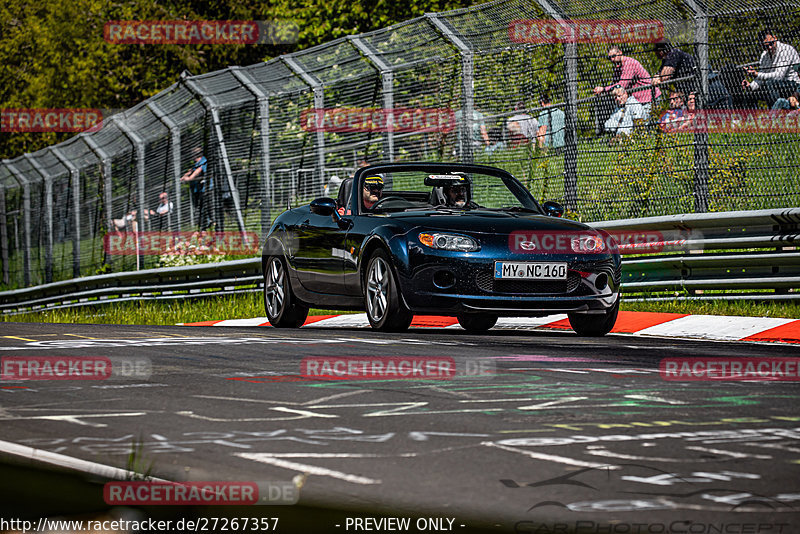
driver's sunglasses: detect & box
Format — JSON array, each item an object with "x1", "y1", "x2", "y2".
[
  {"x1": 450, "y1": 185, "x2": 467, "y2": 193},
  {"x1": 364, "y1": 183, "x2": 384, "y2": 193},
  {"x1": 763, "y1": 40, "x2": 776, "y2": 49},
  {"x1": 607, "y1": 53, "x2": 619, "y2": 60}
]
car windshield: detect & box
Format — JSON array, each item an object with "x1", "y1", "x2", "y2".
[{"x1": 358, "y1": 169, "x2": 541, "y2": 214}]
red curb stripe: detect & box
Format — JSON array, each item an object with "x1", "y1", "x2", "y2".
[
  {"x1": 302, "y1": 314, "x2": 340, "y2": 326},
  {"x1": 743, "y1": 320, "x2": 800, "y2": 344},
  {"x1": 609, "y1": 311, "x2": 689, "y2": 333},
  {"x1": 182, "y1": 320, "x2": 224, "y2": 326},
  {"x1": 539, "y1": 311, "x2": 689, "y2": 332},
  {"x1": 411, "y1": 315, "x2": 460, "y2": 328}
]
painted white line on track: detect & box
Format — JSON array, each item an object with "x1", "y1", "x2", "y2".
[
  {"x1": 236, "y1": 453, "x2": 381, "y2": 485},
  {"x1": 482, "y1": 441, "x2": 619, "y2": 469}
]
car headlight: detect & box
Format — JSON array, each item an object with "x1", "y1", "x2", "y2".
[
  {"x1": 570, "y1": 234, "x2": 606, "y2": 253},
  {"x1": 418, "y1": 232, "x2": 479, "y2": 252}
]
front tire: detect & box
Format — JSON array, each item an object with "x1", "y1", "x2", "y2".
[
  {"x1": 457, "y1": 314, "x2": 498, "y2": 332},
  {"x1": 264, "y1": 256, "x2": 308, "y2": 328},
  {"x1": 568, "y1": 298, "x2": 619, "y2": 337},
  {"x1": 364, "y1": 249, "x2": 412, "y2": 332}
]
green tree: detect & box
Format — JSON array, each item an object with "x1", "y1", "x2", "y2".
[{"x1": 1, "y1": 0, "x2": 477, "y2": 159}]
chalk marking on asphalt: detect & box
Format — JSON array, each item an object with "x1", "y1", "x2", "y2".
[
  {"x1": 624, "y1": 394, "x2": 687, "y2": 405},
  {"x1": 3, "y1": 336, "x2": 37, "y2": 342},
  {"x1": 685, "y1": 446, "x2": 773, "y2": 459},
  {"x1": 235, "y1": 453, "x2": 380, "y2": 485},
  {"x1": 0, "y1": 438, "x2": 167, "y2": 481},
  {"x1": 63, "y1": 334, "x2": 98, "y2": 339},
  {"x1": 0, "y1": 412, "x2": 146, "y2": 428},
  {"x1": 408, "y1": 431, "x2": 490, "y2": 441},
  {"x1": 422, "y1": 385, "x2": 476, "y2": 399},
  {"x1": 584, "y1": 447, "x2": 684, "y2": 462},
  {"x1": 517, "y1": 396, "x2": 588, "y2": 410},
  {"x1": 482, "y1": 441, "x2": 619, "y2": 469},
  {"x1": 175, "y1": 407, "x2": 337, "y2": 422},
  {"x1": 195, "y1": 390, "x2": 368, "y2": 407}
]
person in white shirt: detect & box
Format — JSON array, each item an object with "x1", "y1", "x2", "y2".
[
  {"x1": 742, "y1": 30, "x2": 800, "y2": 107},
  {"x1": 506, "y1": 113, "x2": 539, "y2": 147},
  {"x1": 604, "y1": 86, "x2": 647, "y2": 136}
]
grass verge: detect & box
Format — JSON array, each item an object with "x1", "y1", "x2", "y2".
[{"x1": 2, "y1": 292, "x2": 798, "y2": 325}]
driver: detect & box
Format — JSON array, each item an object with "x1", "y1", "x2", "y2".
[
  {"x1": 361, "y1": 175, "x2": 384, "y2": 211},
  {"x1": 443, "y1": 182, "x2": 469, "y2": 208},
  {"x1": 336, "y1": 174, "x2": 384, "y2": 215}
]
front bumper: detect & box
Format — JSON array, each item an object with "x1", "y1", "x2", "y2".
[{"x1": 396, "y1": 248, "x2": 621, "y2": 316}]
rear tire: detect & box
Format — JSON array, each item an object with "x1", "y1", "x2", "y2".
[
  {"x1": 568, "y1": 298, "x2": 619, "y2": 337},
  {"x1": 457, "y1": 314, "x2": 498, "y2": 332},
  {"x1": 264, "y1": 256, "x2": 308, "y2": 328},
  {"x1": 364, "y1": 249, "x2": 412, "y2": 332}
]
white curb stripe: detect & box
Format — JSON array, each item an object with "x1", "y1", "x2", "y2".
[{"x1": 634, "y1": 315, "x2": 795, "y2": 341}]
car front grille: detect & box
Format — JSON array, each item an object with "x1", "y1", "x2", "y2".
[{"x1": 476, "y1": 270, "x2": 580, "y2": 294}]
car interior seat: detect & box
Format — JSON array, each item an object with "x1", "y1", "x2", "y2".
[{"x1": 337, "y1": 177, "x2": 353, "y2": 212}]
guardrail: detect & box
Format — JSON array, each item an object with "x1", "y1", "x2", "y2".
[
  {"x1": 1, "y1": 208, "x2": 798, "y2": 315},
  {"x1": 591, "y1": 207, "x2": 800, "y2": 301}
]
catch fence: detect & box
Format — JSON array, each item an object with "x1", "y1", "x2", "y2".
[{"x1": 1, "y1": 0, "x2": 799, "y2": 289}]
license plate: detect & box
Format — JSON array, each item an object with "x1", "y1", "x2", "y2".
[{"x1": 494, "y1": 262, "x2": 567, "y2": 280}]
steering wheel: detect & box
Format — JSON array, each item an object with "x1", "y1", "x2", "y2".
[{"x1": 369, "y1": 196, "x2": 405, "y2": 211}]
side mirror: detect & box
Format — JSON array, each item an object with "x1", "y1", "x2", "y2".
[
  {"x1": 542, "y1": 200, "x2": 564, "y2": 218},
  {"x1": 310, "y1": 197, "x2": 337, "y2": 216}
]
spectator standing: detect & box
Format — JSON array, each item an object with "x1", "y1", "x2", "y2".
[
  {"x1": 604, "y1": 86, "x2": 647, "y2": 136},
  {"x1": 594, "y1": 47, "x2": 661, "y2": 115},
  {"x1": 742, "y1": 31, "x2": 800, "y2": 107},
  {"x1": 181, "y1": 147, "x2": 213, "y2": 230},
  {"x1": 536, "y1": 94, "x2": 566, "y2": 150},
  {"x1": 454, "y1": 108, "x2": 491, "y2": 156}
]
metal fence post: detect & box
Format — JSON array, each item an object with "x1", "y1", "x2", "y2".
[
  {"x1": 183, "y1": 77, "x2": 248, "y2": 234},
  {"x1": 24, "y1": 155, "x2": 54, "y2": 283},
  {"x1": 4, "y1": 162, "x2": 31, "y2": 286},
  {"x1": 531, "y1": 0, "x2": 578, "y2": 209},
  {"x1": 426, "y1": 13, "x2": 474, "y2": 164},
  {"x1": 49, "y1": 149, "x2": 81, "y2": 278},
  {"x1": 147, "y1": 101, "x2": 183, "y2": 231},
  {"x1": 350, "y1": 36, "x2": 395, "y2": 162},
  {"x1": 0, "y1": 182, "x2": 7, "y2": 285},
  {"x1": 230, "y1": 67, "x2": 273, "y2": 233},
  {"x1": 683, "y1": 0, "x2": 710, "y2": 213},
  {"x1": 283, "y1": 56, "x2": 326, "y2": 191},
  {"x1": 114, "y1": 117, "x2": 148, "y2": 240},
  {"x1": 81, "y1": 135, "x2": 114, "y2": 240}
]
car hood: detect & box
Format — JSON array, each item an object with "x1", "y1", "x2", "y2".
[{"x1": 387, "y1": 210, "x2": 595, "y2": 234}]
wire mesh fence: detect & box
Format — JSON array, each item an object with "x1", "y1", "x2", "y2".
[{"x1": 1, "y1": 0, "x2": 799, "y2": 289}]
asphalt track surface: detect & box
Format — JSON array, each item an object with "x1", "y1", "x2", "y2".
[{"x1": 1, "y1": 322, "x2": 800, "y2": 533}]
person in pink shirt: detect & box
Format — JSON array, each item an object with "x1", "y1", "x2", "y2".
[{"x1": 593, "y1": 46, "x2": 661, "y2": 115}]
